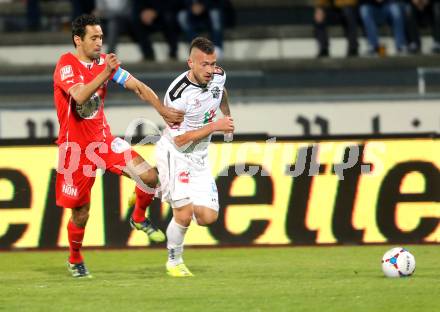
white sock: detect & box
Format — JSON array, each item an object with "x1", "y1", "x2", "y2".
[{"x1": 166, "y1": 218, "x2": 188, "y2": 266}]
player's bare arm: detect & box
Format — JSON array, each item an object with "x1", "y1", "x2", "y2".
[
  {"x1": 69, "y1": 53, "x2": 119, "y2": 105},
  {"x1": 220, "y1": 88, "x2": 231, "y2": 117},
  {"x1": 174, "y1": 116, "x2": 234, "y2": 147},
  {"x1": 125, "y1": 77, "x2": 184, "y2": 125}
]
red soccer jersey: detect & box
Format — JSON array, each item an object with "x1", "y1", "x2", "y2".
[{"x1": 53, "y1": 52, "x2": 114, "y2": 149}]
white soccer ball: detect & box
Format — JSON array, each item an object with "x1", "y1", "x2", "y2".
[{"x1": 381, "y1": 247, "x2": 416, "y2": 278}]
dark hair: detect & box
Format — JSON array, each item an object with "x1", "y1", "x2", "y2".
[
  {"x1": 189, "y1": 37, "x2": 215, "y2": 54},
  {"x1": 71, "y1": 14, "x2": 101, "y2": 47}
]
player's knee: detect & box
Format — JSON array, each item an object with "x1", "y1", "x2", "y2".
[
  {"x1": 71, "y1": 208, "x2": 89, "y2": 227},
  {"x1": 174, "y1": 213, "x2": 193, "y2": 227},
  {"x1": 195, "y1": 210, "x2": 218, "y2": 226},
  {"x1": 140, "y1": 168, "x2": 158, "y2": 188},
  {"x1": 173, "y1": 207, "x2": 193, "y2": 227},
  {"x1": 196, "y1": 216, "x2": 217, "y2": 226}
]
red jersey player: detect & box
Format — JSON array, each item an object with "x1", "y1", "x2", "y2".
[{"x1": 53, "y1": 14, "x2": 184, "y2": 278}]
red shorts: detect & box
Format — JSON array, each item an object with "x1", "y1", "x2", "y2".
[{"x1": 55, "y1": 136, "x2": 139, "y2": 208}]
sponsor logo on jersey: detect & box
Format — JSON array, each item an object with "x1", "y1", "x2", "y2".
[
  {"x1": 76, "y1": 93, "x2": 101, "y2": 119},
  {"x1": 211, "y1": 86, "x2": 221, "y2": 99},
  {"x1": 62, "y1": 183, "x2": 78, "y2": 198},
  {"x1": 60, "y1": 65, "x2": 74, "y2": 81},
  {"x1": 203, "y1": 109, "x2": 216, "y2": 124},
  {"x1": 178, "y1": 171, "x2": 190, "y2": 183}
]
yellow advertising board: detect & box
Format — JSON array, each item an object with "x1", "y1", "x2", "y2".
[{"x1": 0, "y1": 137, "x2": 439, "y2": 249}]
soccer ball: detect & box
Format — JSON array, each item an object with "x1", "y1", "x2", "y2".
[{"x1": 381, "y1": 247, "x2": 416, "y2": 278}]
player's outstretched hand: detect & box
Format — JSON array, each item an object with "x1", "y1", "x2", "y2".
[
  {"x1": 105, "y1": 53, "x2": 120, "y2": 73},
  {"x1": 161, "y1": 107, "x2": 185, "y2": 125},
  {"x1": 214, "y1": 116, "x2": 234, "y2": 132}
]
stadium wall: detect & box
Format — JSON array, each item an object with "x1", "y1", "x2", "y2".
[
  {"x1": 0, "y1": 100, "x2": 439, "y2": 139},
  {"x1": 0, "y1": 135, "x2": 439, "y2": 249}
]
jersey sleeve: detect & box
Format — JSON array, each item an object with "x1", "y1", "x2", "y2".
[
  {"x1": 54, "y1": 57, "x2": 84, "y2": 94},
  {"x1": 164, "y1": 89, "x2": 188, "y2": 137}
]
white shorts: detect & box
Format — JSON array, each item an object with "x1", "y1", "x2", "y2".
[{"x1": 156, "y1": 138, "x2": 219, "y2": 211}]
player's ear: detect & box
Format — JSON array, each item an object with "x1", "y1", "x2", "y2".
[
  {"x1": 187, "y1": 58, "x2": 193, "y2": 69},
  {"x1": 73, "y1": 35, "x2": 81, "y2": 47}
]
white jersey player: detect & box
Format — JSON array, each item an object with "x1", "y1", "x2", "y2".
[{"x1": 156, "y1": 37, "x2": 234, "y2": 277}]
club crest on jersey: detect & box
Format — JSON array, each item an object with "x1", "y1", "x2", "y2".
[
  {"x1": 211, "y1": 86, "x2": 221, "y2": 99},
  {"x1": 110, "y1": 137, "x2": 130, "y2": 154},
  {"x1": 60, "y1": 65, "x2": 74, "y2": 81},
  {"x1": 76, "y1": 93, "x2": 101, "y2": 119}
]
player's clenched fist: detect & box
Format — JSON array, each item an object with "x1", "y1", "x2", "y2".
[
  {"x1": 105, "y1": 53, "x2": 120, "y2": 72},
  {"x1": 213, "y1": 116, "x2": 234, "y2": 132}
]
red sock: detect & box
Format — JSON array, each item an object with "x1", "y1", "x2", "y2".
[
  {"x1": 132, "y1": 185, "x2": 155, "y2": 223},
  {"x1": 67, "y1": 220, "x2": 85, "y2": 264}
]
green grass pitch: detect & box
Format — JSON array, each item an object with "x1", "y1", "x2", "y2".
[{"x1": 0, "y1": 245, "x2": 439, "y2": 312}]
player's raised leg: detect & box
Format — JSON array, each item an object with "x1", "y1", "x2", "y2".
[
  {"x1": 166, "y1": 202, "x2": 194, "y2": 277},
  {"x1": 124, "y1": 155, "x2": 165, "y2": 243}
]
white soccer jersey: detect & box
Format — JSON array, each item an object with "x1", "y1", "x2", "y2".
[
  {"x1": 156, "y1": 68, "x2": 226, "y2": 210},
  {"x1": 162, "y1": 67, "x2": 226, "y2": 157}
]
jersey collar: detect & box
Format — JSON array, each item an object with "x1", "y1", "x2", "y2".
[{"x1": 185, "y1": 72, "x2": 209, "y2": 89}]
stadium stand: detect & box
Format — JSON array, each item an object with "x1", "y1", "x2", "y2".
[
  {"x1": 0, "y1": 0, "x2": 314, "y2": 43},
  {"x1": 0, "y1": 0, "x2": 435, "y2": 56},
  {"x1": 0, "y1": 0, "x2": 439, "y2": 107}
]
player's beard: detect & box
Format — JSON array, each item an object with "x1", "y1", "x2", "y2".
[{"x1": 195, "y1": 73, "x2": 210, "y2": 87}]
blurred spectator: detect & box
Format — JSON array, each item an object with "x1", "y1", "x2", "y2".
[
  {"x1": 71, "y1": 0, "x2": 95, "y2": 21},
  {"x1": 313, "y1": 0, "x2": 359, "y2": 57},
  {"x1": 94, "y1": 0, "x2": 132, "y2": 54},
  {"x1": 132, "y1": 0, "x2": 180, "y2": 61},
  {"x1": 177, "y1": 0, "x2": 225, "y2": 58},
  {"x1": 403, "y1": 0, "x2": 440, "y2": 54},
  {"x1": 359, "y1": 0, "x2": 407, "y2": 55},
  {"x1": 26, "y1": 0, "x2": 41, "y2": 31},
  {"x1": 222, "y1": 0, "x2": 236, "y2": 29}
]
